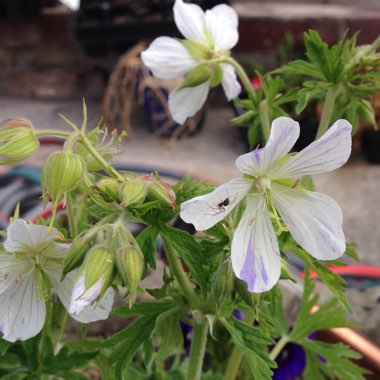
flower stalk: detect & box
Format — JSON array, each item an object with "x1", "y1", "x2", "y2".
[
  {"x1": 224, "y1": 312, "x2": 256, "y2": 380},
  {"x1": 316, "y1": 86, "x2": 340, "y2": 139},
  {"x1": 187, "y1": 317, "x2": 209, "y2": 380}
]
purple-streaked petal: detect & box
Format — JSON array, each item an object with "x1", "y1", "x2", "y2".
[
  {"x1": 221, "y1": 64, "x2": 241, "y2": 101},
  {"x1": 205, "y1": 4, "x2": 239, "y2": 50},
  {"x1": 174, "y1": 0, "x2": 206, "y2": 42},
  {"x1": 141, "y1": 37, "x2": 198, "y2": 80},
  {"x1": 180, "y1": 178, "x2": 251, "y2": 231},
  {"x1": 0, "y1": 271, "x2": 45, "y2": 342},
  {"x1": 231, "y1": 193, "x2": 281, "y2": 293},
  {"x1": 271, "y1": 183, "x2": 345, "y2": 260},
  {"x1": 235, "y1": 117, "x2": 300, "y2": 176},
  {"x1": 52, "y1": 269, "x2": 114, "y2": 323},
  {"x1": 275, "y1": 119, "x2": 352, "y2": 179},
  {"x1": 4, "y1": 219, "x2": 57, "y2": 253},
  {"x1": 168, "y1": 80, "x2": 210, "y2": 124}
]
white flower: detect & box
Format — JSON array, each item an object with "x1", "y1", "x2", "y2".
[
  {"x1": 180, "y1": 117, "x2": 352, "y2": 293},
  {"x1": 0, "y1": 220, "x2": 114, "y2": 342},
  {"x1": 141, "y1": 0, "x2": 241, "y2": 124}
]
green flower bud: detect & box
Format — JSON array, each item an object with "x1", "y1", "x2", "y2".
[
  {"x1": 234, "y1": 278, "x2": 261, "y2": 308},
  {"x1": 210, "y1": 65, "x2": 224, "y2": 88},
  {"x1": 180, "y1": 63, "x2": 212, "y2": 89},
  {"x1": 96, "y1": 178, "x2": 121, "y2": 202},
  {"x1": 41, "y1": 151, "x2": 85, "y2": 203},
  {"x1": 119, "y1": 179, "x2": 147, "y2": 208},
  {"x1": 84, "y1": 245, "x2": 115, "y2": 297},
  {"x1": 62, "y1": 232, "x2": 94, "y2": 277},
  {"x1": 144, "y1": 175, "x2": 176, "y2": 209},
  {"x1": 0, "y1": 118, "x2": 39, "y2": 164},
  {"x1": 115, "y1": 246, "x2": 144, "y2": 306}
]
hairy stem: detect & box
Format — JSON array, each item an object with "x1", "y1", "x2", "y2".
[
  {"x1": 187, "y1": 317, "x2": 208, "y2": 380},
  {"x1": 259, "y1": 99, "x2": 271, "y2": 143},
  {"x1": 78, "y1": 136, "x2": 124, "y2": 181},
  {"x1": 162, "y1": 237, "x2": 200, "y2": 308},
  {"x1": 225, "y1": 57, "x2": 256, "y2": 103},
  {"x1": 269, "y1": 335, "x2": 289, "y2": 361},
  {"x1": 66, "y1": 192, "x2": 78, "y2": 238},
  {"x1": 316, "y1": 86, "x2": 339, "y2": 139},
  {"x1": 224, "y1": 312, "x2": 256, "y2": 380},
  {"x1": 35, "y1": 130, "x2": 71, "y2": 139}
]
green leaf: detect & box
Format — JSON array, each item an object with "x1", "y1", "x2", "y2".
[
  {"x1": 301, "y1": 340, "x2": 368, "y2": 380},
  {"x1": 289, "y1": 269, "x2": 351, "y2": 343},
  {"x1": 344, "y1": 242, "x2": 360, "y2": 262},
  {"x1": 288, "y1": 245, "x2": 349, "y2": 310},
  {"x1": 155, "y1": 312, "x2": 184, "y2": 364},
  {"x1": 221, "y1": 316, "x2": 276, "y2": 380},
  {"x1": 136, "y1": 226, "x2": 159, "y2": 269},
  {"x1": 173, "y1": 177, "x2": 214, "y2": 206},
  {"x1": 160, "y1": 225, "x2": 208, "y2": 292}
]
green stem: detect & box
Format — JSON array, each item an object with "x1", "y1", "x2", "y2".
[
  {"x1": 225, "y1": 57, "x2": 256, "y2": 102},
  {"x1": 259, "y1": 99, "x2": 271, "y2": 143},
  {"x1": 316, "y1": 86, "x2": 339, "y2": 139},
  {"x1": 187, "y1": 317, "x2": 208, "y2": 380},
  {"x1": 78, "y1": 137, "x2": 124, "y2": 181},
  {"x1": 269, "y1": 335, "x2": 289, "y2": 361},
  {"x1": 162, "y1": 237, "x2": 200, "y2": 309},
  {"x1": 224, "y1": 312, "x2": 256, "y2": 380},
  {"x1": 35, "y1": 130, "x2": 71, "y2": 139},
  {"x1": 50, "y1": 300, "x2": 68, "y2": 351},
  {"x1": 66, "y1": 192, "x2": 78, "y2": 238}
]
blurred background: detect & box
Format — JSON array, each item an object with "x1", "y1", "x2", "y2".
[{"x1": 0, "y1": 0, "x2": 379, "y2": 354}]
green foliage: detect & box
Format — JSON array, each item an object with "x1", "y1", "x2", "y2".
[
  {"x1": 232, "y1": 74, "x2": 298, "y2": 148},
  {"x1": 287, "y1": 244, "x2": 350, "y2": 310},
  {"x1": 277, "y1": 30, "x2": 380, "y2": 131},
  {"x1": 221, "y1": 316, "x2": 276, "y2": 380}
]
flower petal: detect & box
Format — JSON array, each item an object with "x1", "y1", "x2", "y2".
[
  {"x1": 69, "y1": 273, "x2": 104, "y2": 316},
  {"x1": 0, "y1": 272, "x2": 45, "y2": 342},
  {"x1": 235, "y1": 117, "x2": 300, "y2": 176},
  {"x1": 0, "y1": 253, "x2": 33, "y2": 294},
  {"x1": 274, "y1": 119, "x2": 352, "y2": 179},
  {"x1": 180, "y1": 178, "x2": 251, "y2": 231},
  {"x1": 4, "y1": 219, "x2": 57, "y2": 253},
  {"x1": 271, "y1": 183, "x2": 345, "y2": 260},
  {"x1": 53, "y1": 270, "x2": 114, "y2": 323},
  {"x1": 168, "y1": 80, "x2": 210, "y2": 124},
  {"x1": 221, "y1": 64, "x2": 241, "y2": 101},
  {"x1": 205, "y1": 4, "x2": 239, "y2": 50},
  {"x1": 231, "y1": 193, "x2": 281, "y2": 293},
  {"x1": 141, "y1": 37, "x2": 198, "y2": 80},
  {"x1": 174, "y1": 0, "x2": 206, "y2": 42}
]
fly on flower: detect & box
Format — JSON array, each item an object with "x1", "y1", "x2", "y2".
[
  {"x1": 141, "y1": 0, "x2": 241, "y2": 124},
  {"x1": 180, "y1": 117, "x2": 352, "y2": 293},
  {"x1": 0, "y1": 220, "x2": 114, "y2": 342}
]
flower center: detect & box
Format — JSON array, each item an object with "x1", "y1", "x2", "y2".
[{"x1": 256, "y1": 176, "x2": 271, "y2": 192}]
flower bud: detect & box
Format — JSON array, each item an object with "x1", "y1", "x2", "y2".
[
  {"x1": 84, "y1": 245, "x2": 115, "y2": 298},
  {"x1": 119, "y1": 179, "x2": 147, "y2": 208},
  {"x1": 144, "y1": 175, "x2": 176, "y2": 209},
  {"x1": 0, "y1": 118, "x2": 39, "y2": 164},
  {"x1": 62, "y1": 232, "x2": 93, "y2": 277},
  {"x1": 96, "y1": 178, "x2": 121, "y2": 202},
  {"x1": 115, "y1": 246, "x2": 144, "y2": 306},
  {"x1": 41, "y1": 151, "x2": 85, "y2": 203},
  {"x1": 180, "y1": 64, "x2": 212, "y2": 89}
]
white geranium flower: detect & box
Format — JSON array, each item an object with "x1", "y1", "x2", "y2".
[
  {"x1": 180, "y1": 117, "x2": 352, "y2": 293},
  {"x1": 0, "y1": 220, "x2": 114, "y2": 342},
  {"x1": 141, "y1": 0, "x2": 241, "y2": 124}
]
